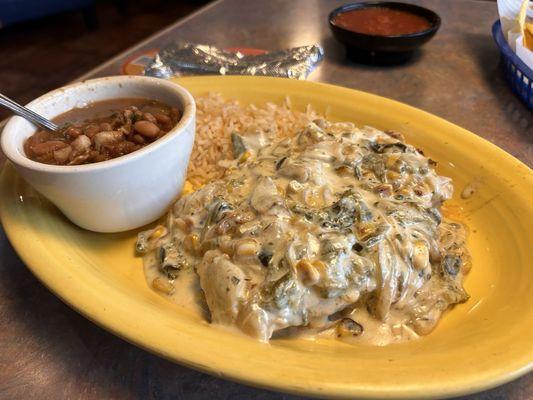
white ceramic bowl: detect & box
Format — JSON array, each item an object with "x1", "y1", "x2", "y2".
[{"x1": 1, "y1": 76, "x2": 196, "y2": 232}]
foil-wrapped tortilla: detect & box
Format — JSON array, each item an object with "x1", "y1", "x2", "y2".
[{"x1": 144, "y1": 42, "x2": 324, "y2": 80}]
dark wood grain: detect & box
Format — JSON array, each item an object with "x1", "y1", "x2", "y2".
[{"x1": 0, "y1": 0, "x2": 531, "y2": 399}]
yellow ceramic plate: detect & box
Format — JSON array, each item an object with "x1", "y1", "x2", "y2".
[{"x1": 1, "y1": 76, "x2": 532, "y2": 399}]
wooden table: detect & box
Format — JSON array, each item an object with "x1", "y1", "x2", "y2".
[{"x1": 0, "y1": 1, "x2": 531, "y2": 399}]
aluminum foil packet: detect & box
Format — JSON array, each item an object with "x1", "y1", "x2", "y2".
[{"x1": 143, "y1": 42, "x2": 324, "y2": 80}]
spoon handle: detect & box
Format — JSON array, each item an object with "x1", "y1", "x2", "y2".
[{"x1": 0, "y1": 93, "x2": 59, "y2": 132}]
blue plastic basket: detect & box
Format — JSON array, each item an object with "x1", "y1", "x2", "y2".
[{"x1": 492, "y1": 20, "x2": 533, "y2": 109}]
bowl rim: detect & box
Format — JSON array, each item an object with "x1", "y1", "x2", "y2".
[
  {"x1": 328, "y1": 1, "x2": 441, "y2": 39},
  {"x1": 0, "y1": 75, "x2": 196, "y2": 174}
]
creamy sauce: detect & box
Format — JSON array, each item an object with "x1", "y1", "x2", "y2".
[
  {"x1": 144, "y1": 252, "x2": 208, "y2": 317},
  {"x1": 137, "y1": 119, "x2": 470, "y2": 345},
  {"x1": 322, "y1": 308, "x2": 419, "y2": 346}
]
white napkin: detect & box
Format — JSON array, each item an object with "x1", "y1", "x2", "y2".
[
  {"x1": 497, "y1": 0, "x2": 533, "y2": 69},
  {"x1": 498, "y1": 0, "x2": 523, "y2": 47},
  {"x1": 516, "y1": 36, "x2": 533, "y2": 69}
]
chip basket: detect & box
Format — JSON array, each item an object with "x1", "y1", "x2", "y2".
[{"x1": 492, "y1": 20, "x2": 533, "y2": 109}]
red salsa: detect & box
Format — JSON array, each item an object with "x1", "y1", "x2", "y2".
[{"x1": 333, "y1": 7, "x2": 431, "y2": 36}]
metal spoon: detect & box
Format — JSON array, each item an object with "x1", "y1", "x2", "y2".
[{"x1": 0, "y1": 93, "x2": 59, "y2": 132}]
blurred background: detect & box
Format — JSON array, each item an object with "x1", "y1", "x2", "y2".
[
  {"x1": 0, "y1": 0, "x2": 207, "y2": 120},
  {"x1": 0, "y1": 0, "x2": 501, "y2": 122}
]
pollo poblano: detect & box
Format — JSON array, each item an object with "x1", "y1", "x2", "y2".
[{"x1": 137, "y1": 119, "x2": 470, "y2": 344}]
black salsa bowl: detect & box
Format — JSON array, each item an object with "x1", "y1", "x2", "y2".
[{"x1": 329, "y1": 2, "x2": 441, "y2": 65}]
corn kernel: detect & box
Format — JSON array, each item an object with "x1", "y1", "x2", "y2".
[
  {"x1": 239, "y1": 150, "x2": 252, "y2": 163},
  {"x1": 336, "y1": 318, "x2": 363, "y2": 337},
  {"x1": 216, "y1": 216, "x2": 235, "y2": 235},
  {"x1": 219, "y1": 238, "x2": 234, "y2": 256},
  {"x1": 462, "y1": 258, "x2": 472, "y2": 274},
  {"x1": 412, "y1": 241, "x2": 429, "y2": 270},
  {"x1": 335, "y1": 165, "x2": 351, "y2": 176},
  {"x1": 183, "y1": 234, "x2": 199, "y2": 254},
  {"x1": 386, "y1": 171, "x2": 401, "y2": 182},
  {"x1": 396, "y1": 188, "x2": 410, "y2": 199},
  {"x1": 182, "y1": 180, "x2": 194, "y2": 195},
  {"x1": 296, "y1": 259, "x2": 320, "y2": 286},
  {"x1": 374, "y1": 184, "x2": 393, "y2": 197},
  {"x1": 235, "y1": 211, "x2": 255, "y2": 224},
  {"x1": 235, "y1": 238, "x2": 259, "y2": 256},
  {"x1": 413, "y1": 184, "x2": 428, "y2": 197},
  {"x1": 342, "y1": 144, "x2": 356, "y2": 155},
  {"x1": 152, "y1": 277, "x2": 175, "y2": 295},
  {"x1": 357, "y1": 222, "x2": 374, "y2": 238},
  {"x1": 175, "y1": 217, "x2": 193, "y2": 233},
  {"x1": 303, "y1": 191, "x2": 319, "y2": 207},
  {"x1": 385, "y1": 154, "x2": 400, "y2": 168},
  {"x1": 149, "y1": 225, "x2": 167, "y2": 240},
  {"x1": 312, "y1": 259, "x2": 327, "y2": 271}
]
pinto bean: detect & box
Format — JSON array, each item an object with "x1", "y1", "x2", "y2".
[
  {"x1": 99, "y1": 122, "x2": 113, "y2": 131},
  {"x1": 93, "y1": 154, "x2": 109, "y2": 163},
  {"x1": 134, "y1": 120, "x2": 160, "y2": 138},
  {"x1": 154, "y1": 113, "x2": 171, "y2": 124},
  {"x1": 106, "y1": 141, "x2": 138, "y2": 158},
  {"x1": 65, "y1": 126, "x2": 82, "y2": 139},
  {"x1": 68, "y1": 153, "x2": 90, "y2": 165},
  {"x1": 170, "y1": 107, "x2": 180, "y2": 120},
  {"x1": 93, "y1": 131, "x2": 123, "y2": 151},
  {"x1": 53, "y1": 145, "x2": 72, "y2": 163},
  {"x1": 142, "y1": 112, "x2": 157, "y2": 123},
  {"x1": 83, "y1": 124, "x2": 100, "y2": 138},
  {"x1": 31, "y1": 141, "x2": 67, "y2": 155},
  {"x1": 71, "y1": 135, "x2": 92, "y2": 153},
  {"x1": 30, "y1": 130, "x2": 52, "y2": 143},
  {"x1": 132, "y1": 134, "x2": 145, "y2": 144}
]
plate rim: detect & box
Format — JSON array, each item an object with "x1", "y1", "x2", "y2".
[{"x1": 1, "y1": 75, "x2": 532, "y2": 399}]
